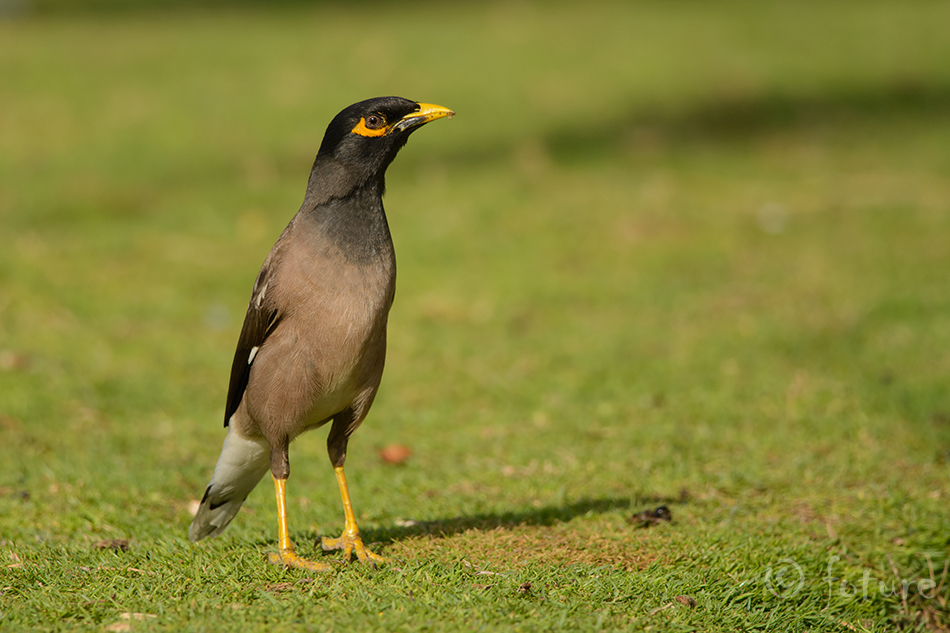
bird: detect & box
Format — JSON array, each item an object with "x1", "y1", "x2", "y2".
[{"x1": 189, "y1": 96, "x2": 454, "y2": 571}]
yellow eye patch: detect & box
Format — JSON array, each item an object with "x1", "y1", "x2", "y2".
[{"x1": 351, "y1": 116, "x2": 389, "y2": 137}]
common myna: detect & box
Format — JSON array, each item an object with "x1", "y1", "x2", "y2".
[{"x1": 189, "y1": 97, "x2": 454, "y2": 570}]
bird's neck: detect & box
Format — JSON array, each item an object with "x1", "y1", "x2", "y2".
[
  {"x1": 297, "y1": 184, "x2": 394, "y2": 266},
  {"x1": 303, "y1": 156, "x2": 387, "y2": 206}
]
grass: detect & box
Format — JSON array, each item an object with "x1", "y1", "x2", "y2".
[{"x1": 1, "y1": 0, "x2": 949, "y2": 630}]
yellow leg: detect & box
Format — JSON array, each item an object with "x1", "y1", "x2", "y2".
[
  {"x1": 320, "y1": 466, "x2": 388, "y2": 567},
  {"x1": 267, "y1": 476, "x2": 332, "y2": 572}
]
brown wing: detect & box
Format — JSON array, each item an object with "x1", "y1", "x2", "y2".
[{"x1": 223, "y1": 248, "x2": 282, "y2": 427}]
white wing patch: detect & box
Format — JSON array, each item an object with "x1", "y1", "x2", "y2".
[
  {"x1": 254, "y1": 281, "x2": 268, "y2": 308},
  {"x1": 248, "y1": 346, "x2": 259, "y2": 365}
]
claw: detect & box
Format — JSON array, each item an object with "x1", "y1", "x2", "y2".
[
  {"x1": 321, "y1": 465, "x2": 389, "y2": 567},
  {"x1": 269, "y1": 476, "x2": 333, "y2": 572},
  {"x1": 268, "y1": 549, "x2": 334, "y2": 572},
  {"x1": 321, "y1": 532, "x2": 389, "y2": 567}
]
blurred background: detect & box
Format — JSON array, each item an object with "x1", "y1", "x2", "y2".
[{"x1": 1, "y1": 0, "x2": 948, "y2": 627}]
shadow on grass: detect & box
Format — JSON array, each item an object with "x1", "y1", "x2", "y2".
[
  {"x1": 438, "y1": 78, "x2": 950, "y2": 167},
  {"x1": 357, "y1": 492, "x2": 684, "y2": 545},
  {"x1": 551, "y1": 79, "x2": 950, "y2": 159}
]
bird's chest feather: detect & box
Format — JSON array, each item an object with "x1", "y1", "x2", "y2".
[
  {"x1": 286, "y1": 249, "x2": 395, "y2": 364},
  {"x1": 244, "y1": 229, "x2": 395, "y2": 433}
]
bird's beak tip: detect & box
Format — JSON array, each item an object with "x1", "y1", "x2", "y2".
[
  {"x1": 393, "y1": 103, "x2": 455, "y2": 133},
  {"x1": 416, "y1": 103, "x2": 455, "y2": 121}
]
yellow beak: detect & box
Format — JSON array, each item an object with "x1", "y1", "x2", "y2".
[{"x1": 394, "y1": 103, "x2": 455, "y2": 132}]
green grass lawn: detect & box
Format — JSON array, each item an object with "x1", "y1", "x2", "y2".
[{"x1": 2, "y1": 1, "x2": 949, "y2": 631}]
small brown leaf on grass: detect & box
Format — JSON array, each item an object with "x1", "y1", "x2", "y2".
[
  {"x1": 379, "y1": 444, "x2": 412, "y2": 464},
  {"x1": 631, "y1": 506, "x2": 672, "y2": 528},
  {"x1": 0, "y1": 487, "x2": 30, "y2": 500},
  {"x1": 0, "y1": 350, "x2": 30, "y2": 371},
  {"x1": 0, "y1": 414, "x2": 23, "y2": 432},
  {"x1": 650, "y1": 595, "x2": 696, "y2": 615},
  {"x1": 674, "y1": 595, "x2": 696, "y2": 608},
  {"x1": 94, "y1": 539, "x2": 129, "y2": 552}
]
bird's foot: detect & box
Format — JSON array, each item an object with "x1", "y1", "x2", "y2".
[
  {"x1": 268, "y1": 548, "x2": 334, "y2": 572},
  {"x1": 320, "y1": 531, "x2": 388, "y2": 567}
]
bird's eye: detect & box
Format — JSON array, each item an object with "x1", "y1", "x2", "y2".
[{"x1": 351, "y1": 113, "x2": 389, "y2": 137}]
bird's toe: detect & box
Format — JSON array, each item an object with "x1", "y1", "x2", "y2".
[
  {"x1": 320, "y1": 533, "x2": 388, "y2": 567},
  {"x1": 268, "y1": 549, "x2": 334, "y2": 572}
]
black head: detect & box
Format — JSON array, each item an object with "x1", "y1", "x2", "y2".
[{"x1": 310, "y1": 96, "x2": 454, "y2": 196}]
